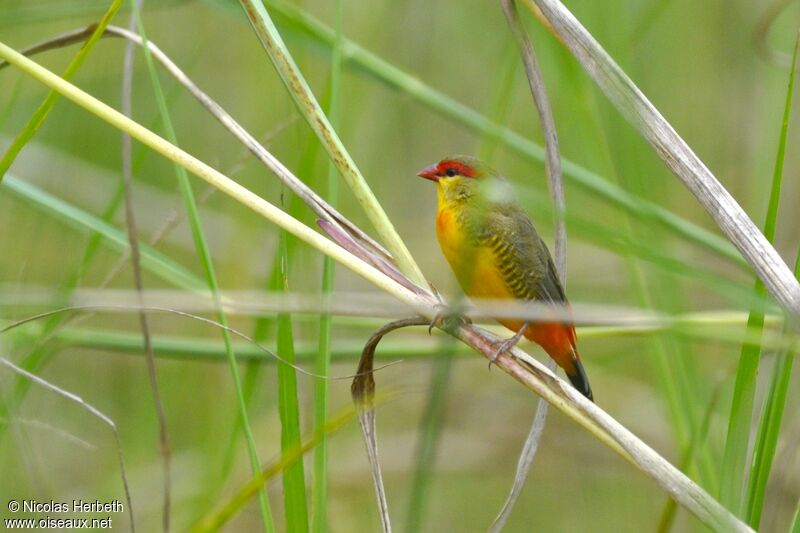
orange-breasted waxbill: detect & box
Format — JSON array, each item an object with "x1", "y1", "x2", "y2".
[{"x1": 418, "y1": 155, "x2": 593, "y2": 401}]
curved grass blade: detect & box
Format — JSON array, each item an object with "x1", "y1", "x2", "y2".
[
  {"x1": 0, "y1": 357, "x2": 136, "y2": 533},
  {"x1": 353, "y1": 318, "x2": 431, "y2": 533}
]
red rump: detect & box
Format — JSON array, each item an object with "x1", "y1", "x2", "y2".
[{"x1": 497, "y1": 319, "x2": 579, "y2": 374}]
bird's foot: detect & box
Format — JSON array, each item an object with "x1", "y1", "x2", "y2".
[
  {"x1": 428, "y1": 304, "x2": 471, "y2": 335},
  {"x1": 488, "y1": 322, "x2": 529, "y2": 369}
]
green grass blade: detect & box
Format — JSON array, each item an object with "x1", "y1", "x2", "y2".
[
  {"x1": 719, "y1": 289, "x2": 767, "y2": 513},
  {"x1": 191, "y1": 406, "x2": 357, "y2": 533},
  {"x1": 583, "y1": 70, "x2": 718, "y2": 489},
  {"x1": 720, "y1": 33, "x2": 799, "y2": 518},
  {"x1": 745, "y1": 350, "x2": 794, "y2": 527},
  {"x1": 223, "y1": 98, "x2": 317, "y2": 489},
  {"x1": 743, "y1": 35, "x2": 800, "y2": 527},
  {"x1": 1, "y1": 94, "x2": 189, "y2": 440},
  {"x1": 219, "y1": 209, "x2": 301, "y2": 491},
  {"x1": 237, "y1": 0, "x2": 428, "y2": 288},
  {"x1": 791, "y1": 498, "x2": 800, "y2": 533},
  {"x1": 312, "y1": 251, "x2": 335, "y2": 532},
  {"x1": 404, "y1": 348, "x2": 454, "y2": 533},
  {"x1": 7, "y1": 309, "x2": 792, "y2": 363},
  {"x1": 478, "y1": 40, "x2": 518, "y2": 164},
  {"x1": 4, "y1": 320, "x2": 469, "y2": 362},
  {"x1": 233, "y1": 87, "x2": 325, "y2": 531},
  {"x1": 276, "y1": 231, "x2": 309, "y2": 533},
  {"x1": 74, "y1": 180, "x2": 126, "y2": 284},
  {"x1": 130, "y1": 3, "x2": 275, "y2": 529},
  {"x1": 311, "y1": 1, "x2": 342, "y2": 531},
  {"x1": 0, "y1": 177, "x2": 126, "y2": 441},
  {"x1": 0, "y1": 0, "x2": 123, "y2": 183},
  {"x1": 0, "y1": 40, "x2": 426, "y2": 310},
  {"x1": 2, "y1": 174, "x2": 204, "y2": 290}
]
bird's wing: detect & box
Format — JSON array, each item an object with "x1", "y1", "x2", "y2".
[{"x1": 474, "y1": 203, "x2": 566, "y2": 304}]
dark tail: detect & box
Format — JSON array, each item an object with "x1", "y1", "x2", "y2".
[{"x1": 566, "y1": 358, "x2": 593, "y2": 402}]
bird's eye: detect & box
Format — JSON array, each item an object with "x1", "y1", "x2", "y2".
[{"x1": 445, "y1": 167, "x2": 457, "y2": 177}]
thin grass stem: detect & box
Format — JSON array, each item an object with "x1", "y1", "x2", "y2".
[
  {"x1": 276, "y1": 231, "x2": 309, "y2": 532},
  {"x1": 0, "y1": 357, "x2": 135, "y2": 532},
  {"x1": 311, "y1": 1, "x2": 342, "y2": 530},
  {"x1": 492, "y1": 2, "x2": 566, "y2": 529},
  {"x1": 120, "y1": 3, "x2": 171, "y2": 530},
  {"x1": 130, "y1": 5, "x2": 275, "y2": 528}
]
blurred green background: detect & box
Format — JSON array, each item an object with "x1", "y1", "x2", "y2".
[{"x1": 1, "y1": 0, "x2": 800, "y2": 531}]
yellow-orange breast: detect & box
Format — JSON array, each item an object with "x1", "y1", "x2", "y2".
[
  {"x1": 435, "y1": 199, "x2": 577, "y2": 370},
  {"x1": 435, "y1": 204, "x2": 514, "y2": 301}
]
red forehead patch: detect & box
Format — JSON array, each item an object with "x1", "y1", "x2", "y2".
[{"x1": 436, "y1": 160, "x2": 477, "y2": 178}]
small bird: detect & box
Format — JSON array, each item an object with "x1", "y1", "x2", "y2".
[{"x1": 418, "y1": 155, "x2": 593, "y2": 401}]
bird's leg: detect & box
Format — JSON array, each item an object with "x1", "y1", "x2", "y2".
[
  {"x1": 428, "y1": 303, "x2": 471, "y2": 334},
  {"x1": 489, "y1": 322, "x2": 529, "y2": 368}
]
